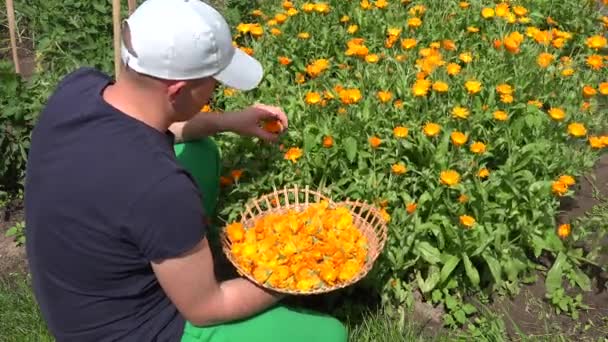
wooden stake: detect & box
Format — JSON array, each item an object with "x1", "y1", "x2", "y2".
[
  {"x1": 5, "y1": 0, "x2": 20, "y2": 74},
  {"x1": 112, "y1": 0, "x2": 122, "y2": 78},
  {"x1": 128, "y1": 0, "x2": 137, "y2": 14}
]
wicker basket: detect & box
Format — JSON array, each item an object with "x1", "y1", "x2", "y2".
[{"x1": 220, "y1": 185, "x2": 389, "y2": 295}]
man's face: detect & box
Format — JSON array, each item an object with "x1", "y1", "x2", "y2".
[{"x1": 169, "y1": 77, "x2": 217, "y2": 121}]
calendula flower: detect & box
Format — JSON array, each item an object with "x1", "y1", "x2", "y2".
[
  {"x1": 496, "y1": 84, "x2": 513, "y2": 95},
  {"x1": 298, "y1": 32, "x2": 311, "y2": 39},
  {"x1": 493, "y1": 110, "x2": 508, "y2": 121},
  {"x1": 460, "y1": 215, "x2": 475, "y2": 227},
  {"x1": 567, "y1": 123, "x2": 587, "y2": 137},
  {"x1": 478, "y1": 168, "x2": 490, "y2": 178},
  {"x1": 446, "y1": 63, "x2": 461, "y2": 75},
  {"x1": 599, "y1": 82, "x2": 608, "y2": 95},
  {"x1": 284, "y1": 147, "x2": 303, "y2": 162},
  {"x1": 589, "y1": 136, "x2": 606, "y2": 149},
  {"x1": 339, "y1": 88, "x2": 362, "y2": 104},
  {"x1": 432, "y1": 81, "x2": 449, "y2": 92},
  {"x1": 470, "y1": 141, "x2": 487, "y2": 154},
  {"x1": 278, "y1": 56, "x2": 292, "y2": 65},
  {"x1": 322, "y1": 136, "x2": 334, "y2": 148},
  {"x1": 366, "y1": 54, "x2": 380, "y2": 63},
  {"x1": 423, "y1": 122, "x2": 441, "y2": 137},
  {"x1": 582, "y1": 86, "x2": 597, "y2": 98},
  {"x1": 440, "y1": 170, "x2": 461, "y2": 186},
  {"x1": 369, "y1": 136, "x2": 382, "y2": 148},
  {"x1": 408, "y1": 17, "x2": 422, "y2": 28},
  {"x1": 537, "y1": 52, "x2": 554, "y2": 68},
  {"x1": 442, "y1": 39, "x2": 456, "y2": 51},
  {"x1": 547, "y1": 107, "x2": 566, "y2": 121},
  {"x1": 412, "y1": 78, "x2": 432, "y2": 97},
  {"x1": 586, "y1": 55, "x2": 603, "y2": 70},
  {"x1": 305, "y1": 92, "x2": 322, "y2": 105},
  {"x1": 465, "y1": 80, "x2": 482, "y2": 94},
  {"x1": 513, "y1": 5, "x2": 528, "y2": 16},
  {"x1": 393, "y1": 126, "x2": 409, "y2": 138},
  {"x1": 401, "y1": 38, "x2": 417, "y2": 49},
  {"x1": 558, "y1": 175, "x2": 576, "y2": 186},
  {"x1": 586, "y1": 35, "x2": 607, "y2": 50},
  {"x1": 450, "y1": 131, "x2": 468, "y2": 146},
  {"x1": 452, "y1": 106, "x2": 470, "y2": 119},
  {"x1": 391, "y1": 163, "x2": 407, "y2": 175},
  {"x1": 552, "y1": 180, "x2": 568, "y2": 196},
  {"x1": 459, "y1": 52, "x2": 473, "y2": 63},
  {"x1": 561, "y1": 68, "x2": 575, "y2": 77},
  {"x1": 377, "y1": 91, "x2": 392, "y2": 102},
  {"x1": 557, "y1": 223, "x2": 571, "y2": 239},
  {"x1": 406, "y1": 202, "x2": 417, "y2": 214}
]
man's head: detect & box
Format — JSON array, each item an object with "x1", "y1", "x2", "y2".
[{"x1": 119, "y1": 0, "x2": 263, "y2": 121}]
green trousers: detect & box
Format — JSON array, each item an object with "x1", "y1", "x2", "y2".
[{"x1": 173, "y1": 137, "x2": 348, "y2": 342}]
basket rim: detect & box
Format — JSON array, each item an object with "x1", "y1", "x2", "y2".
[{"x1": 219, "y1": 186, "x2": 389, "y2": 295}]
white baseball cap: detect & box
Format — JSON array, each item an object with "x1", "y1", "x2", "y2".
[{"x1": 121, "y1": 0, "x2": 263, "y2": 91}]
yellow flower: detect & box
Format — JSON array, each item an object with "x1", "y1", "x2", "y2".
[
  {"x1": 423, "y1": 122, "x2": 441, "y2": 137},
  {"x1": 470, "y1": 141, "x2": 487, "y2": 154},
  {"x1": 552, "y1": 180, "x2": 568, "y2": 196},
  {"x1": 558, "y1": 175, "x2": 576, "y2": 186},
  {"x1": 313, "y1": 3, "x2": 330, "y2": 13},
  {"x1": 440, "y1": 170, "x2": 461, "y2": 186},
  {"x1": 537, "y1": 52, "x2": 554, "y2": 68},
  {"x1": 401, "y1": 38, "x2": 417, "y2": 49},
  {"x1": 586, "y1": 35, "x2": 607, "y2": 50},
  {"x1": 393, "y1": 126, "x2": 409, "y2": 138},
  {"x1": 391, "y1": 163, "x2": 407, "y2": 175},
  {"x1": 452, "y1": 106, "x2": 470, "y2": 119},
  {"x1": 284, "y1": 147, "x2": 303, "y2": 162},
  {"x1": 408, "y1": 17, "x2": 422, "y2": 28},
  {"x1": 377, "y1": 91, "x2": 393, "y2": 103},
  {"x1": 431, "y1": 81, "x2": 449, "y2": 93},
  {"x1": 599, "y1": 82, "x2": 608, "y2": 95},
  {"x1": 513, "y1": 5, "x2": 528, "y2": 16},
  {"x1": 586, "y1": 55, "x2": 603, "y2": 70},
  {"x1": 298, "y1": 32, "x2": 311, "y2": 39},
  {"x1": 347, "y1": 24, "x2": 359, "y2": 34},
  {"x1": 561, "y1": 68, "x2": 574, "y2": 77},
  {"x1": 459, "y1": 215, "x2": 475, "y2": 227},
  {"x1": 493, "y1": 110, "x2": 508, "y2": 121},
  {"x1": 582, "y1": 85, "x2": 597, "y2": 98},
  {"x1": 557, "y1": 224, "x2": 571, "y2": 239},
  {"x1": 406, "y1": 202, "x2": 417, "y2": 214},
  {"x1": 589, "y1": 136, "x2": 606, "y2": 149},
  {"x1": 478, "y1": 168, "x2": 490, "y2": 179},
  {"x1": 459, "y1": 52, "x2": 473, "y2": 63},
  {"x1": 567, "y1": 123, "x2": 587, "y2": 137},
  {"x1": 412, "y1": 78, "x2": 432, "y2": 97},
  {"x1": 464, "y1": 80, "x2": 482, "y2": 94},
  {"x1": 496, "y1": 84, "x2": 513, "y2": 95},
  {"x1": 450, "y1": 131, "x2": 468, "y2": 146},
  {"x1": 481, "y1": 7, "x2": 495, "y2": 18},
  {"x1": 458, "y1": 194, "x2": 469, "y2": 203},
  {"x1": 446, "y1": 63, "x2": 461, "y2": 76},
  {"x1": 305, "y1": 92, "x2": 322, "y2": 105},
  {"x1": 338, "y1": 88, "x2": 362, "y2": 105},
  {"x1": 365, "y1": 54, "x2": 380, "y2": 63},
  {"x1": 547, "y1": 107, "x2": 566, "y2": 121}
]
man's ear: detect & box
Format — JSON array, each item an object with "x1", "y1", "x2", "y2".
[{"x1": 167, "y1": 81, "x2": 188, "y2": 103}]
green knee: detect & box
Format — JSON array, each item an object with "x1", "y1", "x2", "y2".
[{"x1": 173, "y1": 137, "x2": 221, "y2": 217}]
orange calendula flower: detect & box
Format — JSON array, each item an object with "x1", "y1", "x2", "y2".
[
  {"x1": 464, "y1": 80, "x2": 482, "y2": 94},
  {"x1": 582, "y1": 86, "x2": 597, "y2": 98},
  {"x1": 369, "y1": 136, "x2": 382, "y2": 148},
  {"x1": 391, "y1": 163, "x2": 407, "y2": 175},
  {"x1": 481, "y1": 7, "x2": 494, "y2": 18},
  {"x1": 567, "y1": 123, "x2": 587, "y2": 137},
  {"x1": 586, "y1": 55, "x2": 603, "y2": 70},
  {"x1": 423, "y1": 122, "x2": 441, "y2": 137},
  {"x1": 322, "y1": 136, "x2": 334, "y2": 148},
  {"x1": 450, "y1": 131, "x2": 468, "y2": 146},
  {"x1": 408, "y1": 17, "x2": 422, "y2": 28},
  {"x1": 586, "y1": 35, "x2": 607, "y2": 50},
  {"x1": 496, "y1": 84, "x2": 513, "y2": 95},
  {"x1": 366, "y1": 53, "x2": 380, "y2": 63},
  {"x1": 230, "y1": 169, "x2": 244, "y2": 182},
  {"x1": 599, "y1": 82, "x2": 608, "y2": 95},
  {"x1": 470, "y1": 142, "x2": 487, "y2": 154},
  {"x1": 278, "y1": 56, "x2": 292, "y2": 65},
  {"x1": 305, "y1": 92, "x2": 322, "y2": 105},
  {"x1": 589, "y1": 136, "x2": 606, "y2": 149},
  {"x1": 432, "y1": 81, "x2": 449, "y2": 93},
  {"x1": 284, "y1": 147, "x2": 303, "y2": 162},
  {"x1": 338, "y1": 88, "x2": 362, "y2": 104},
  {"x1": 460, "y1": 215, "x2": 475, "y2": 227},
  {"x1": 552, "y1": 180, "x2": 568, "y2": 196},
  {"x1": 412, "y1": 78, "x2": 432, "y2": 97},
  {"x1": 557, "y1": 223, "x2": 571, "y2": 239},
  {"x1": 493, "y1": 110, "x2": 508, "y2": 121},
  {"x1": 393, "y1": 126, "x2": 409, "y2": 138},
  {"x1": 440, "y1": 170, "x2": 460, "y2": 186},
  {"x1": 452, "y1": 106, "x2": 470, "y2": 119},
  {"x1": 547, "y1": 107, "x2": 566, "y2": 121},
  {"x1": 377, "y1": 91, "x2": 393, "y2": 102},
  {"x1": 401, "y1": 38, "x2": 417, "y2": 49},
  {"x1": 262, "y1": 119, "x2": 283, "y2": 133},
  {"x1": 446, "y1": 63, "x2": 461, "y2": 76},
  {"x1": 537, "y1": 52, "x2": 554, "y2": 68},
  {"x1": 478, "y1": 168, "x2": 490, "y2": 179},
  {"x1": 406, "y1": 202, "x2": 417, "y2": 214}
]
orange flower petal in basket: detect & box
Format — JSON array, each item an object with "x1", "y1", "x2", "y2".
[{"x1": 220, "y1": 186, "x2": 388, "y2": 295}]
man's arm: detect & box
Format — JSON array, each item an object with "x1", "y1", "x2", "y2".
[
  {"x1": 169, "y1": 104, "x2": 288, "y2": 144},
  {"x1": 151, "y1": 237, "x2": 284, "y2": 326}
]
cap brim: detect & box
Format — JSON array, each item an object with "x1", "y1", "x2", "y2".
[{"x1": 213, "y1": 48, "x2": 263, "y2": 91}]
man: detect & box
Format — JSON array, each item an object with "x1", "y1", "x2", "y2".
[{"x1": 24, "y1": 0, "x2": 348, "y2": 341}]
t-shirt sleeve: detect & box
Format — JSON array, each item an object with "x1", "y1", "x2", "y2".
[{"x1": 126, "y1": 171, "x2": 207, "y2": 262}]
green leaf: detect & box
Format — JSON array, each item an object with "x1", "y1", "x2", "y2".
[
  {"x1": 462, "y1": 303, "x2": 477, "y2": 315},
  {"x1": 453, "y1": 309, "x2": 466, "y2": 324},
  {"x1": 462, "y1": 253, "x2": 480, "y2": 287},
  {"x1": 445, "y1": 294, "x2": 458, "y2": 310},
  {"x1": 416, "y1": 241, "x2": 442, "y2": 265},
  {"x1": 546, "y1": 252, "x2": 567, "y2": 294},
  {"x1": 343, "y1": 137, "x2": 357, "y2": 163},
  {"x1": 416, "y1": 266, "x2": 441, "y2": 293},
  {"x1": 482, "y1": 252, "x2": 502, "y2": 285},
  {"x1": 571, "y1": 267, "x2": 591, "y2": 291},
  {"x1": 440, "y1": 254, "x2": 461, "y2": 283}
]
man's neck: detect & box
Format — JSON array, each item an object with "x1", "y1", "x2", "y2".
[{"x1": 102, "y1": 80, "x2": 172, "y2": 133}]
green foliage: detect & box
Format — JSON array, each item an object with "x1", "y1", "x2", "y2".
[{"x1": 5, "y1": 220, "x2": 26, "y2": 247}]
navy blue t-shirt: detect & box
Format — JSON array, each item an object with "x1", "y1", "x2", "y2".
[{"x1": 24, "y1": 67, "x2": 207, "y2": 341}]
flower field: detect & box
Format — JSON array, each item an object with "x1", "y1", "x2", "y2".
[{"x1": 210, "y1": 0, "x2": 608, "y2": 325}]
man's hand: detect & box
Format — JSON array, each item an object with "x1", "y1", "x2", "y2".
[{"x1": 222, "y1": 104, "x2": 289, "y2": 143}]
